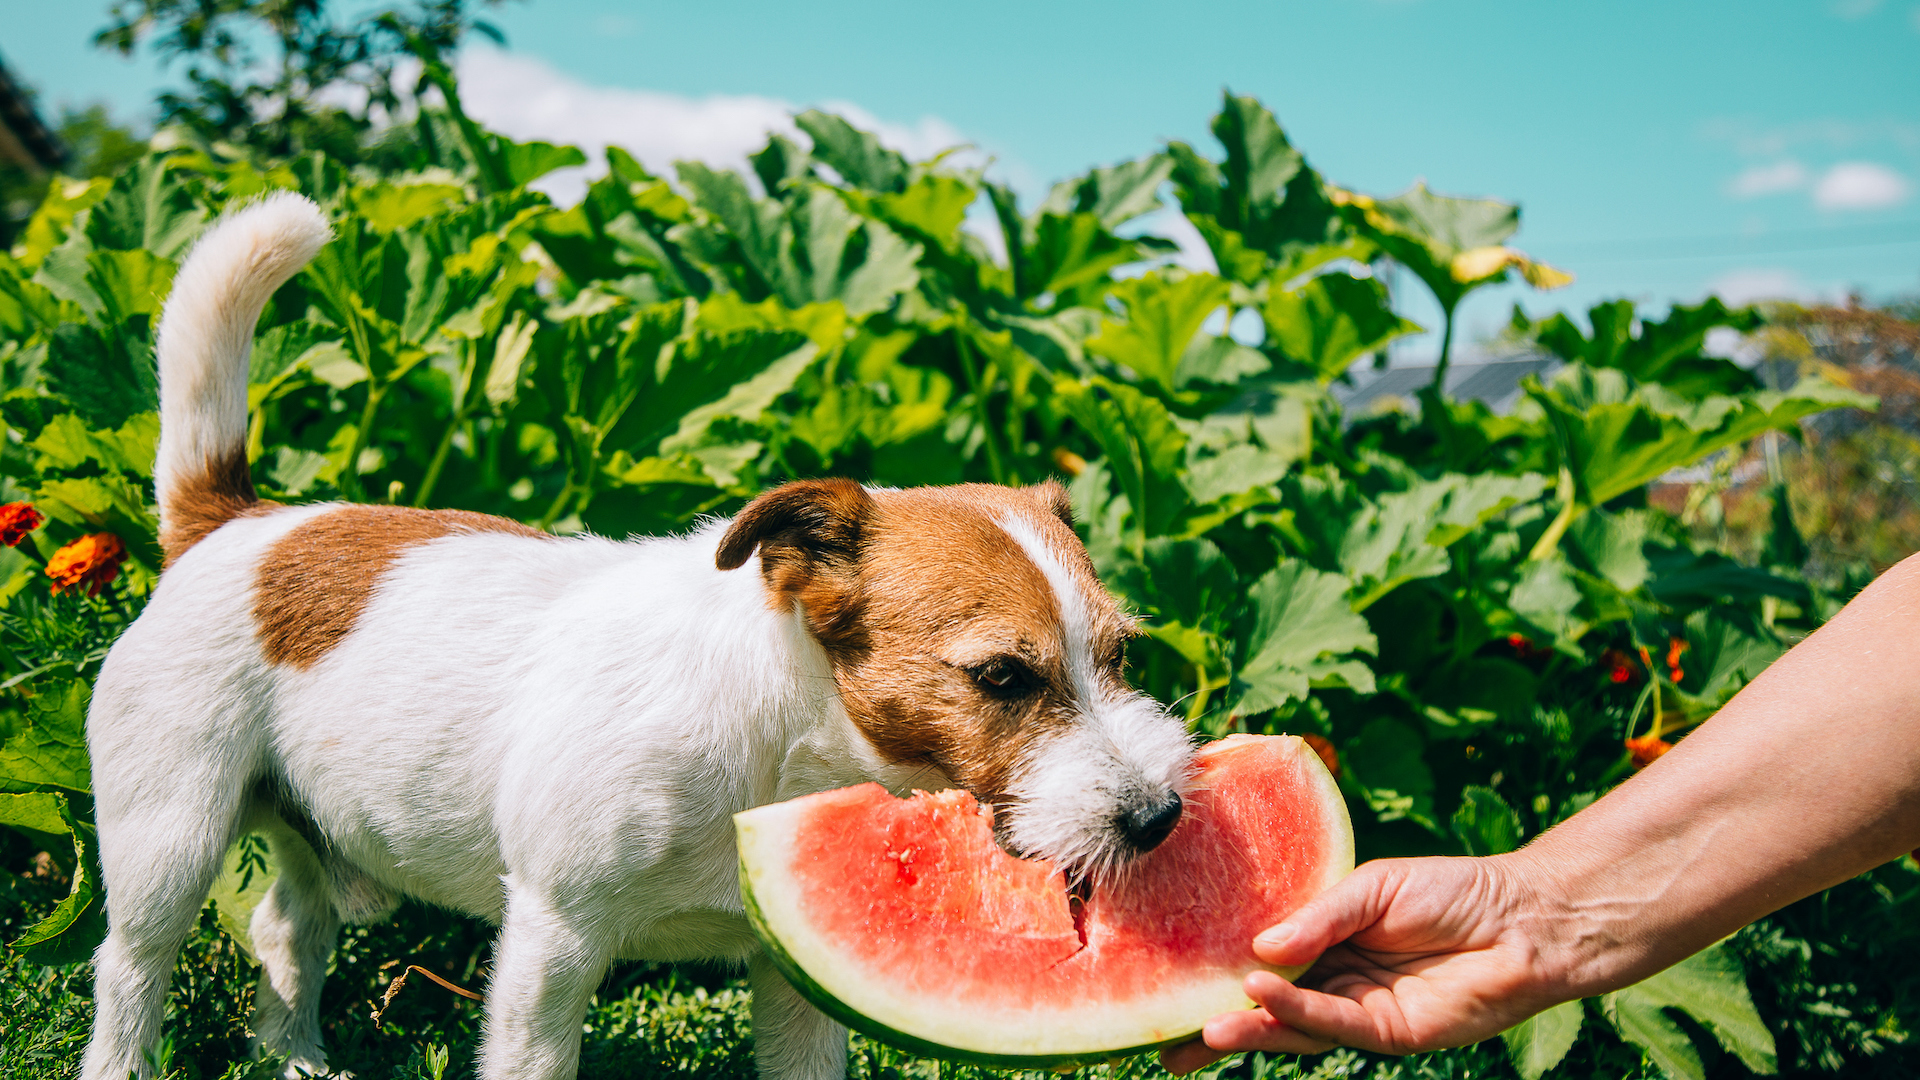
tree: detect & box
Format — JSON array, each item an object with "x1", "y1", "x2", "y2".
[{"x1": 92, "y1": 0, "x2": 515, "y2": 160}]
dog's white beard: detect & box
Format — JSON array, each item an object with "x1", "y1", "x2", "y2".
[{"x1": 999, "y1": 692, "x2": 1195, "y2": 882}]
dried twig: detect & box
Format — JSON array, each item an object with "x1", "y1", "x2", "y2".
[{"x1": 370, "y1": 964, "x2": 485, "y2": 1027}]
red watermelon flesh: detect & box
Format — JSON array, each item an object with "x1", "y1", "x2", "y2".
[{"x1": 734, "y1": 733, "x2": 1354, "y2": 1066}]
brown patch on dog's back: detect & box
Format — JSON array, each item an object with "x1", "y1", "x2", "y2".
[
  {"x1": 161, "y1": 448, "x2": 279, "y2": 567},
  {"x1": 254, "y1": 505, "x2": 547, "y2": 669}
]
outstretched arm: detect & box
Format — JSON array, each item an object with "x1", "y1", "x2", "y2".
[{"x1": 1166, "y1": 551, "x2": 1920, "y2": 1073}]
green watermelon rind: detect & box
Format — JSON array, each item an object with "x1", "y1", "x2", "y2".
[
  {"x1": 739, "y1": 856, "x2": 1176, "y2": 1069},
  {"x1": 735, "y1": 735, "x2": 1354, "y2": 1069}
]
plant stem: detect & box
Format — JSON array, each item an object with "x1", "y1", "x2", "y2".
[
  {"x1": 415, "y1": 341, "x2": 481, "y2": 508},
  {"x1": 537, "y1": 483, "x2": 577, "y2": 532},
  {"x1": 340, "y1": 383, "x2": 386, "y2": 502},
  {"x1": 1527, "y1": 468, "x2": 1580, "y2": 561},
  {"x1": 1427, "y1": 303, "x2": 1457, "y2": 395},
  {"x1": 954, "y1": 326, "x2": 1009, "y2": 484}
]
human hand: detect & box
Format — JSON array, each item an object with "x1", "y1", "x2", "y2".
[{"x1": 1161, "y1": 855, "x2": 1570, "y2": 1075}]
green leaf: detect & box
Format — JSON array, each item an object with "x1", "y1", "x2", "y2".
[
  {"x1": 350, "y1": 181, "x2": 464, "y2": 234},
  {"x1": 0, "y1": 788, "x2": 105, "y2": 964},
  {"x1": 660, "y1": 342, "x2": 821, "y2": 453},
  {"x1": 1526, "y1": 297, "x2": 1762, "y2": 399},
  {"x1": 1452, "y1": 785, "x2": 1522, "y2": 856},
  {"x1": 1352, "y1": 181, "x2": 1518, "y2": 312},
  {"x1": 12, "y1": 175, "x2": 111, "y2": 269},
  {"x1": 1231, "y1": 560, "x2": 1377, "y2": 714},
  {"x1": 1086, "y1": 272, "x2": 1230, "y2": 393},
  {"x1": 85, "y1": 249, "x2": 177, "y2": 325},
  {"x1": 1176, "y1": 334, "x2": 1271, "y2": 389},
  {"x1": 1264, "y1": 272, "x2": 1422, "y2": 383},
  {"x1": 1530, "y1": 368, "x2": 1874, "y2": 508},
  {"x1": 30, "y1": 411, "x2": 159, "y2": 478},
  {"x1": 1037, "y1": 154, "x2": 1174, "y2": 230},
  {"x1": 0, "y1": 679, "x2": 93, "y2": 795},
  {"x1": 42, "y1": 319, "x2": 159, "y2": 429},
  {"x1": 1341, "y1": 717, "x2": 1437, "y2": 831},
  {"x1": 84, "y1": 155, "x2": 208, "y2": 259},
  {"x1": 1600, "y1": 944, "x2": 1777, "y2": 1079},
  {"x1": 498, "y1": 140, "x2": 587, "y2": 187},
  {"x1": 1337, "y1": 472, "x2": 1543, "y2": 610},
  {"x1": 796, "y1": 112, "x2": 909, "y2": 193},
  {"x1": 871, "y1": 174, "x2": 978, "y2": 251},
  {"x1": 1567, "y1": 509, "x2": 1654, "y2": 592},
  {"x1": 1502, "y1": 1000, "x2": 1585, "y2": 1080},
  {"x1": 206, "y1": 834, "x2": 279, "y2": 959},
  {"x1": 1052, "y1": 377, "x2": 1191, "y2": 541},
  {"x1": 1182, "y1": 443, "x2": 1293, "y2": 506},
  {"x1": 1509, "y1": 556, "x2": 1588, "y2": 650}
]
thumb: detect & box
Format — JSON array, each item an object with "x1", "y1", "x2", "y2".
[{"x1": 1252, "y1": 860, "x2": 1400, "y2": 968}]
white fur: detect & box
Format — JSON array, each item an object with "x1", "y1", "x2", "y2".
[
  {"x1": 995, "y1": 516, "x2": 1196, "y2": 881},
  {"x1": 153, "y1": 192, "x2": 331, "y2": 523}
]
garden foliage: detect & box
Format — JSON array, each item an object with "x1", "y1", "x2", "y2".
[{"x1": 0, "y1": 69, "x2": 1895, "y2": 1079}]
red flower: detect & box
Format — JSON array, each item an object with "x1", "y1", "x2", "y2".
[
  {"x1": 47, "y1": 533, "x2": 128, "y2": 597},
  {"x1": 1601, "y1": 648, "x2": 1638, "y2": 684},
  {"x1": 1301, "y1": 733, "x2": 1340, "y2": 780},
  {"x1": 1625, "y1": 734, "x2": 1673, "y2": 769},
  {"x1": 0, "y1": 503, "x2": 43, "y2": 547},
  {"x1": 1666, "y1": 637, "x2": 1688, "y2": 684}
]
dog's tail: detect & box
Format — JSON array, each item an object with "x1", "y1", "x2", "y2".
[{"x1": 153, "y1": 191, "x2": 331, "y2": 566}]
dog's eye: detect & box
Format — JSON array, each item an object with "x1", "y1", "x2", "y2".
[{"x1": 973, "y1": 657, "x2": 1035, "y2": 698}]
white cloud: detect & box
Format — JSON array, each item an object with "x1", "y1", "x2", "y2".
[
  {"x1": 1727, "y1": 159, "x2": 1808, "y2": 197},
  {"x1": 1812, "y1": 161, "x2": 1913, "y2": 209},
  {"x1": 1704, "y1": 267, "x2": 1852, "y2": 306},
  {"x1": 450, "y1": 45, "x2": 990, "y2": 205},
  {"x1": 1707, "y1": 268, "x2": 1806, "y2": 305},
  {"x1": 1831, "y1": 0, "x2": 1883, "y2": 17}
]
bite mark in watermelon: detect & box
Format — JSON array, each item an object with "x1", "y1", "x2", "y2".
[{"x1": 734, "y1": 733, "x2": 1354, "y2": 1067}]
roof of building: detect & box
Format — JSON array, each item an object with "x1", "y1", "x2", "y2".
[
  {"x1": 1333, "y1": 355, "x2": 1564, "y2": 416},
  {"x1": 0, "y1": 52, "x2": 65, "y2": 174}
]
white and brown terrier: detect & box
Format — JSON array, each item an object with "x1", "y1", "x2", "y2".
[{"x1": 79, "y1": 194, "x2": 1194, "y2": 1080}]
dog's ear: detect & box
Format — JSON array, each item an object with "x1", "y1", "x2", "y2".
[
  {"x1": 716, "y1": 479, "x2": 874, "y2": 573},
  {"x1": 718, "y1": 480, "x2": 874, "y2": 647},
  {"x1": 1031, "y1": 479, "x2": 1075, "y2": 530}
]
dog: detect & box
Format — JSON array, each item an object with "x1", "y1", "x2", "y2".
[{"x1": 78, "y1": 193, "x2": 1195, "y2": 1080}]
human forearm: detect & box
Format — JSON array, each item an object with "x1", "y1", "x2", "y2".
[{"x1": 1506, "y1": 551, "x2": 1920, "y2": 999}]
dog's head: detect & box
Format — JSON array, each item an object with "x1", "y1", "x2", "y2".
[{"x1": 717, "y1": 479, "x2": 1193, "y2": 878}]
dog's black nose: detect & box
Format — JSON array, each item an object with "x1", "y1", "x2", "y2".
[{"x1": 1120, "y1": 791, "x2": 1183, "y2": 852}]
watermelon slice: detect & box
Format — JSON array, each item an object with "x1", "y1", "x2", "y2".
[{"x1": 734, "y1": 733, "x2": 1354, "y2": 1067}]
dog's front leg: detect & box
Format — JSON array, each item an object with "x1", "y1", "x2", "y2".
[
  {"x1": 476, "y1": 883, "x2": 609, "y2": 1080},
  {"x1": 750, "y1": 950, "x2": 848, "y2": 1080}
]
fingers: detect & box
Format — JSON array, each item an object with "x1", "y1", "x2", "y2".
[
  {"x1": 1237, "y1": 970, "x2": 1396, "y2": 1050},
  {"x1": 1252, "y1": 861, "x2": 1402, "y2": 969},
  {"x1": 1203, "y1": 1000, "x2": 1342, "y2": 1055}
]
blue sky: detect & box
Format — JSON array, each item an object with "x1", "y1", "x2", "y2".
[{"x1": 3, "y1": 0, "x2": 1917, "y2": 359}]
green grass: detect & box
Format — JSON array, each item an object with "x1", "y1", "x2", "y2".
[{"x1": 11, "y1": 847, "x2": 1920, "y2": 1080}]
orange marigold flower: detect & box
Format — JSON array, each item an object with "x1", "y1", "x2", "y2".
[
  {"x1": 1301, "y1": 733, "x2": 1340, "y2": 779},
  {"x1": 47, "y1": 533, "x2": 128, "y2": 597},
  {"x1": 0, "y1": 502, "x2": 43, "y2": 547},
  {"x1": 1624, "y1": 733, "x2": 1673, "y2": 770}
]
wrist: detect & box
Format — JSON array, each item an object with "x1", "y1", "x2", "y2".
[{"x1": 1487, "y1": 842, "x2": 1632, "y2": 1003}]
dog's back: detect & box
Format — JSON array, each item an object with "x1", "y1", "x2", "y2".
[{"x1": 83, "y1": 196, "x2": 822, "y2": 1080}]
